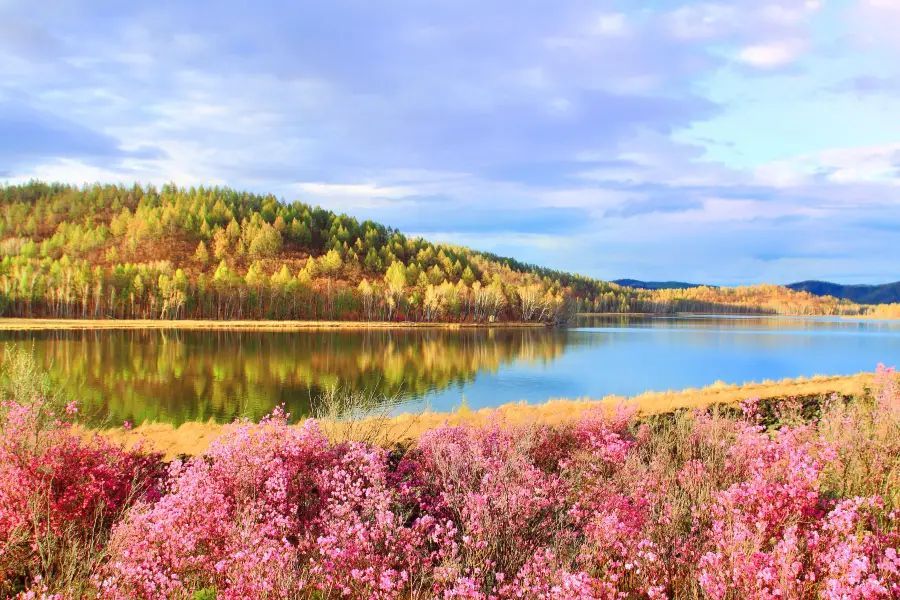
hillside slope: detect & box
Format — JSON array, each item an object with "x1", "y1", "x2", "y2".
[
  {"x1": 788, "y1": 280, "x2": 900, "y2": 305},
  {"x1": 0, "y1": 181, "x2": 891, "y2": 322}
]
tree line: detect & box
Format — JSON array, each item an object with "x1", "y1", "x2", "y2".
[{"x1": 0, "y1": 181, "x2": 887, "y2": 323}]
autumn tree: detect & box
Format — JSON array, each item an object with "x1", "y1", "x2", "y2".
[
  {"x1": 194, "y1": 241, "x2": 209, "y2": 265},
  {"x1": 248, "y1": 223, "x2": 282, "y2": 259},
  {"x1": 320, "y1": 249, "x2": 343, "y2": 276},
  {"x1": 213, "y1": 228, "x2": 230, "y2": 261}
]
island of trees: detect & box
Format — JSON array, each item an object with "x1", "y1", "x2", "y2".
[{"x1": 1, "y1": 181, "x2": 897, "y2": 323}]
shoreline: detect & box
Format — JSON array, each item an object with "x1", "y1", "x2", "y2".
[
  {"x1": 3, "y1": 314, "x2": 896, "y2": 331},
  {"x1": 87, "y1": 372, "x2": 874, "y2": 460},
  {"x1": 0, "y1": 318, "x2": 549, "y2": 331},
  {"x1": 839, "y1": 313, "x2": 900, "y2": 321},
  {"x1": 580, "y1": 311, "x2": 900, "y2": 320}
]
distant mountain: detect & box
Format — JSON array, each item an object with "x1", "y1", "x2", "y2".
[
  {"x1": 613, "y1": 279, "x2": 708, "y2": 291},
  {"x1": 787, "y1": 281, "x2": 900, "y2": 304}
]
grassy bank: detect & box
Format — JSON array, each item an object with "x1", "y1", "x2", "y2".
[
  {"x1": 92, "y1": 372, "x2": 874, "y2": 460},
  {"x1": 0, "y1": 318, "x2": 548, "y2": 331}
]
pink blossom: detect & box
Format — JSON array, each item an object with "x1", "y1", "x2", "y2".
[{"x1": 4, "y1": 364, "x2": 900, "y2": 599}]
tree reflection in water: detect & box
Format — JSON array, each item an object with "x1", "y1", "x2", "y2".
[{"x1": 0, "y1": 327, "x2": 568, "y2": 426}]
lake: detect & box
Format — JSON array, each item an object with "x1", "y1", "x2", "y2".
[{"x1": 1, "y1": 315, "x2": 898, "y2": 426}]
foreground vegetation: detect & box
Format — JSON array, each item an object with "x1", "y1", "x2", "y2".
[
  {"x1": 2, "y1": 347, "x2": 899, "y2": 599},
  {"x1": 2, "y1": 181, "x2": 898, "y2": 323}
]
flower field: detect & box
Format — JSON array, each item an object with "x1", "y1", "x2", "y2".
[{"x1": 2, "y1": 349, "x2": 899, "y2": 599}]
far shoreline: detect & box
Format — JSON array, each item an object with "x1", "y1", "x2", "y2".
[
  {"x1": 579, "y1": 312, "x2": 900, "y2": 321},
  {"x1": 0, "y1": 318, "x2": 550, "y2": 331},
  {"x1": 3, "y1": 313, "x2": 897, "y2": 331}
]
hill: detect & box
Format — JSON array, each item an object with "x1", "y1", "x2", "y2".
[
  {"x1": 0, "y1": 181, "x2": 893, "y2": 322},
  {"x1": 787, "y1": 280, "x2": 900, "y2": 305},
  {"x1": 612, "y1": 279, "x2": 707, "y2": 290}
]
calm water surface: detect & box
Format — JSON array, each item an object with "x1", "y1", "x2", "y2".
[{"x1": 1, "y1": 315, "x2": 898, "y2": 425}]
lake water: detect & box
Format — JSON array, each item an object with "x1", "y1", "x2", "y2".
[{"x1": 1, "y1": 315, "x2": 898, "y2": 426}]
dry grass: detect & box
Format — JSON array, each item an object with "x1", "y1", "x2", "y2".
[
  {"x1": 0, "y1": 318, "x2": 547, "y2": 331},
  {"x1": 840, "y1": 313, "x2": 900, "y2": 321},
  {"x1": 85, "y1": 372, "x2": 874, "y2": 460},
  {"x1": 312, "y1": 385, "x2": 425, "y2": 447}
]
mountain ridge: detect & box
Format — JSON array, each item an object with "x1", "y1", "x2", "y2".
[
  {"x1": 613, "y1": 278, "x2": 900, "y2": 305},
  {"x1": 786, "y1": 280, "x2": 900, "y2": 305},
  {"x1": 612, "y1": 279, "x2": 708, "y2": 290}
]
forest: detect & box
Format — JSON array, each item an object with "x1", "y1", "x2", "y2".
[{"x1": 1, "y1": 181, "x2": 897, "y2": 323}]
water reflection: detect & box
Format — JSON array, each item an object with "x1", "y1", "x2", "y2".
[
  {"x1": 1, "y1": 315, "x2": 897, "y2": 426},
  {"x1": 0, "y1": 327, "x2": 573, "y2": 425}
]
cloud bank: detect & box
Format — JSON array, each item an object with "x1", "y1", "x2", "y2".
[{"x1": 1, "y1": 0, "x2": 899, "y2": 284}]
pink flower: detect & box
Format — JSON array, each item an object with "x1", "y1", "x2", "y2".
[{"x1": 5, "y1": 362, "x2": 899, "y2": 599}]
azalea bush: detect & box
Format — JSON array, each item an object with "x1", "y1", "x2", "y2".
[
  {"x1": 2, "y1": 356, "x2": 900, "y2": 599},
  {"x1": 0, "y1": 347, "x2": 163, "y2": 599}
]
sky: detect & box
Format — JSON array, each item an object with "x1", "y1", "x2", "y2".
[{"x1": 1, "y1": 0, "x2": 899, "y2": 285}]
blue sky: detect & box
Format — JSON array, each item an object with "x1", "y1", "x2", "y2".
[{"x1": 2, "y1": 0, "x2": 899, "y2": 285}]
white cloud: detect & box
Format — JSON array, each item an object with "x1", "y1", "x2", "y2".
[
  {"x1": 291, "y1": 182, "x2": 416, "y2": 200},
  {"x1": 817, "y1": 144, "x2": 900, "y2": 184},
  {"x1": 862, "y1": 0, "x2": 900, "y2": 10},
  {"x1": 547, "y1": 96, "x2": 573, "y2": 114},
  {"x1": 759, "y1": 2, "x2": 822, "y2": 25},
  {"x1": 536, "y1": 188, "x2": 633, "y2": 211},
  {"x1": 688, "y1": 198, "x2": 826, "y2": 222},
  {"x1": 590, "y1": 13, "x2": 628, "y2": 37},
  {"x1": 665, "y1": 1, "x2": 819, "y2": 42},
  {"x1": 665, "y1": 4, "x2": 739, "y2": 41},
  {"x1": 6, "y1": 157, "x2": 226, "y2": 189},
  {"x1": 755, "y1": 144, "x2": 900, "y2": 188},
  {"x1": 411, "y1": 231, "x2": 579, "y2": 253},
  {"x1": 737, "y1": 39, "x2": 805, "y2": 68},
  {"x1": 754, "y1": 162, "x2": 810, "y2": 188},
  {"x1": 853, "y1": 0, "x2": 900, "y2": 47}
]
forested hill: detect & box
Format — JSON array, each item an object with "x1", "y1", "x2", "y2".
[
  {"x1": 0, "y1": 181, "x2": 895, "y2": 323},
  {"x1": 787, "y1": 280, "x2": 900, "y2": 305}
]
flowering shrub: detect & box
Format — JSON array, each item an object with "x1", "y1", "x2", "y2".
[
  {"x1": 5, "y1": 355, "x2": 900, "y2": 599},
  {"x1": 0, "y1": 348, "x2": 162, "y2": 599},
  {"x1": 412, "y1": 420, "x2": 573, "y2": 595},
  {"x1": 99, "y1": 409, "x2": 333, "y2": 599},
  {"x1": 697, "y1": 426, "x2": 828, "y2": 599},
  {"x1": 302, "y1": 442, "x2": 436, "y2": 599},
  {"x1": 812, "y1": 497, "x2": 900, "y2": 600}
]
